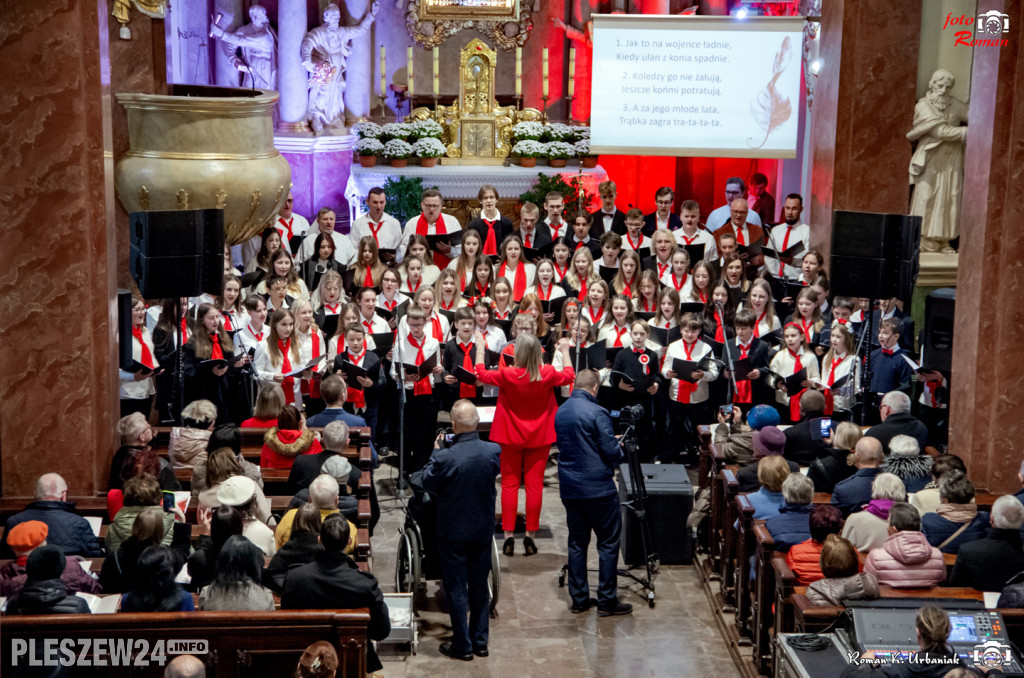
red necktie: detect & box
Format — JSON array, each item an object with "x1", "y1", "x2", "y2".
[
  {"x1": 363, "y1": 267, "x2": 375, "y2": 288},
  {"x1": 180, "y1": 315, "x2": 189, "y2": 340},
  {"x1": 416, "y1": 214, "x2": 450, "y2": 267},
  {"x1": 324, "y1": 303, "x2": 340, "y2": 314},
  {"x1": 279, "y1": 217, "x2": 294, "y2": 241},
  {"x1": 369, "y1": 221, "x2": 384, "y2": 246},
  {"x1": 482, "y1": 219, "x2": 498, "y2": 256},
  {"x1": 736, "y1": 227, "x2": 746, "y2": 246},
  {"x1": 677, "y1": 341, "x2": 698, "y2": 403},
  {"x1": 735, "y1": 343, "x2": 751, "y2": 403},
  {"x1": 613, "y1": 326, "x2": 627, "y2": 347},
  {"x1": 824, "y1": 353, "x2": 846, "y2": 416},
  {"x1": 627, "y1": 233, "x2": 643, "y2": 250},
  {"x1": 588, "y1": 306, "x2": 604, "y2": 325},
  {"x1": 778, "y1": 227, "x2": 792, "y2": 276},
  {"x1": 754, "y1": 310, "x2": 768, "y2": 338},
  {"x1": 681, "y1": 233, "x2": 696, "y2": 246},
  {"x1": 500, "y1": 261, "x2": 527, "y2": 302},
  {"x1": 363, "y1": 319, "x2": 374, "y2": 335},
  {"x1": 406, "y1": 278, "x2": 421, "y2": 294},
  {"x1": 248, "y1": 324, "x2": 264, "y2": 341},
  {"x1": 787, "y1": 348, "x2": 805, "y2": 421},
  {"x1": 524, "y1": 232, "x2": 533, "y2": 248},
  {"x1": 554, "y1": 264, "x2": 568, "y2": 281},
  {"x1": 132, "y1": 327, "x2": 156, "y2": 369},
  {"x1": 622, "y1": 277, "x2": 633, "y2": 297},
  {"x1": 657, "y1": 262, "x2": 669, "y2": 278},
  {"x1": 210, "y1": 333, "x2": 224, "y2": 360},
  {"x1": 672, "y1": 272, "x2": 687, "y2": 291},
  {"x1": 430, "y1": 315, "x2": 444, "y2": 342},
  {"x1": 346, "y1": 349, "x2": 366, "y2": 408},
  {"x1": 459, "y1": 342, "x2": 476, "y2": 398},
  {"x1": 575, "y1": 240, "x2": 586, "y2": 251},
  {"x1": 550, "y1": 222, "x2": 563, "y2": 239},
  {"x1": 408, "y1": 335, "x2": 432, "y2": 395},
  {"x1": 279, "y1": 339, "x2": 295, "y2": 404},
  {"x1": 221, "y1": 312, "x2": 233, "y2": 332},
  {"x1": 537, "y1": 284, "x2": 551, "y2": 301},
  {"x1": 800, "y1": 318, "x2": 813, "y2": 343},
  {"x1": 578, "y1": 277, "x2": 588, "y2": 301},
  {"x1": 715, "y1": 317, "x2": 725, "y2": 344},
  {"x1": 384, "y1": 299, "x2": 397, "y2": 311}
]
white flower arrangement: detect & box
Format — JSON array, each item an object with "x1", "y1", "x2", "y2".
[
  {"x1": 356, "y1": 137, "x2": 384, "y2": 156},
  {"x1": 512, "y1": 139, "x2": 547, "y2": 158},
  {"x1": 572, "y1": 126, "x2": 591, "y2": 141},
  {"x1": 410, "y1": 119, "x2": 444, "y2": 139},
  {"x1": 382, "y1": 139, "x2": 413, "y2": 159},
  {"x1": 381, "y1": 122, "x2": 413, "y2": 141},
  {"x1": 545, "y1": 141, "x2": 576, "y2": 159},
  {"x1": 412, "y1": 137, "x2": 447, "y2": 158},
  {"x1": 544, "y1": 122, "x2": 573, "y2": 141},
  {"x1": 574, "y1": 138, "x2": 592, "y2": 157},
  {"x1": 351, "y1": 121, "x2": 383, "y2": 139},
  {"x1": 511, "y1": 121, "x2": 544, "y2": 141}
]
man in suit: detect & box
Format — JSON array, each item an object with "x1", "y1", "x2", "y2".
[
  {"x1": 589, "y1": 180, "x2": 627, "y2": 238},
  {"x1": 420, "y1": 400, "x2": 501, "y2": 660},
  {"x1": 748, "y1": 172, "x2": 776, "y2": 227},
  {"x1": 831, "y1": 436, "x2": 884, "y2": 515},
  {"x1": 281, "y1": 514, "x2": 391, "y2": 674},
  {"x1": 517, "y1": 202, "x2": 551, "y2": 254},
  {"x1": 642, "y1": 186, "x2": 682, "y2": 235},
  {"x1": 949, "y1": 495, "x2": 1024, "y2": 592},
  {"x1": 706, "y1": 177, "x2": 764, "y2": 232},
  {"x1": 306, "y1": 375, "x2": 375, "y2": 463},
  {"x1": 287, "y1": 420, "x2": 357, "y2": 494},
  {"x1": 540, "y1": 191, "x2": 569, "y2": 241},
  {"x1": 784, "y1": 390, "x2": 831, "y2": 467},
  {"x1": 714, "y1": 199, "x2": 765, "y2": 277},
  {"x1": 866, "y1": 391, "x2": 929, "y2": 454}
]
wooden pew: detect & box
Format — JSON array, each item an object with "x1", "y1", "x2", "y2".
[
  {"x1": 703, "y1": 445, "x2": 731, "y2": 579},
  {"x1": 733, "y1": 493, "x2": 756, "y2": 643},
  {"x1": 0, "y1": 609, "x2": 371, "y2": 678},
  {"x1": 716, "y1": 468, "x2": 741, "y2": 611},
  {"x1": 153, "y1": 427, "x2": 372, "y2": 468},
  {"x1": 751, "y1": 521, "x2": 777, "y2": 674}
]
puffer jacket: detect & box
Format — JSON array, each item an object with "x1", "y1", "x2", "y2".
[
  {"x1": 997, "y1": 571, "x2": 1024, "y2": 608},
  {"x1": 881, "y1": 454, "x2": 933, "y2": 493},
  {"x1": 169, "y1": 427, "x2": 211, "y2": 469},
  {"x1": 6, "y1": 578, "x2": 92, "y2": 615},
  {"x1": 807, "y1": 572, "x2": 879, "y2": 606},
  {"x1": 786, "y1": 539, "x2": 825, "y2": 585},
  {"x1": 260, "y1": 428, "x2": 322, "y2": 469},
  {"x1": 0, "y1": 501, "x2": 103, "y2": 558},
  {"x1": 864, "y1": 531, "x2": 945, "y2": 588}
]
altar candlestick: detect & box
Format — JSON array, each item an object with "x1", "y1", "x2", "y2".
[
  {"x1": 515, "y1": 47, "x2": 522, "y2": 97},
  {"x1": 380, "y1": 46, "x2": 386, "y2": 98},
  {"x1": 568, "y1": 48, "x2": 575, "y2": 98},
  {"x1": 432, "y1": 47, "x2": 439, "y2": 97},
  {"x1": 542, "y1": 48, "x2": 549, "y2": 97},
  {"x1": 407, "y1": 47, "x2": 414, "y2": 93}
]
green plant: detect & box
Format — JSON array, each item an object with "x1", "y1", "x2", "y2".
[
  {"x1": 518, "y1": 172, "x2": 595, "y2": 218},
  {"x1": 377, "y1": 176, "x2": 439, "y2": 225}
]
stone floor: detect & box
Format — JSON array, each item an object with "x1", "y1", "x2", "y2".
[{"x1": 370, "y1": 458, "x2": 740, "y2": 678}]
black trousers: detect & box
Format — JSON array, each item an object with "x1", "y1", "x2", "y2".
[
  {"x1": 562, "y1": 494, "x2": 622, "y2": 606},
  {"x1": 438, "y1": 536, "x2": 492, "y2": 654}
]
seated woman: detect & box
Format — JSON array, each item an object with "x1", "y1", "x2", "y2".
[
  {"x1": 187, "y1": 505, "x2": 243, "y2": 593},
  {"x1": 807, "y1": 535, "x2": 879, "y2": 606},
  {"x1": 198, "y1": 448, "x2": 272, "y2": 524},
  {"x1": 5, "y1": 546, "x2": 92, "y2": 615},
  {"x1": 264, "y1": 503, "x2": 322, "y2": 593},
  {"x1": 786, "y1": 505, "x2": 844, "y2": 585},
  {"x1": 736, "y1": 427, "x2": 800, "y2": 494},
  {"x1": 839, "y1": 607, "x2": 969, "y2": 677},
  {"x1": 100, "y1": 508, "x2": 188, "y2": 594},
  {"x1": 260, "y1": 404, "x2": 322, "y2": 469},
  {"x1": 296, "y1": 641, "x2": 339, "y2": 678},
  {"x1": 910, "y1": 454, "x2": 966, "y2": 516},
  {"x1": 764, "y1": 474, "x2": 815, "y2": 551},
  {"x1": 190, "y1": 425, "x2": 264, "y2": 499},
  {"x1": 121, "y1": 545, "x2": 195, "y2": 612},
  {"x1": 168, "y1": 399, "x2": 217, "y2": 470},
  {"x1": 198, "y1": 535, "x2": 275, "y2": 611},
  {"x1": 880, "y1": 435, "x2": 933, "y2": 494},
  {"x1": 806, "y1": 421, "x2": 863, "y2": 494},
  {"x1": 864, "y1": 502, "x2": 946, "y2": 589},
  {"x1": 240, "y1": 384, "x2": 286, "y2": 429},
  {"x1": 841, "y1": 473, "x2": 907, "y2": 553},
  {"x1": 920, "y1": 471, "x2": 990, "y2": 554},
  {"x1": 106, "y1": 475, "x2": 176, "y2": 553},
  {"x1": 747, "y1": 454, "x2": 791, "y2": 520},
  {"x1": 215, "y1": 475, "x2": 277, "y2": 556}
]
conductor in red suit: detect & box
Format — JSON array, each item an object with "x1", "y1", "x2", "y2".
[{"x1": 474, "y1": 332, "x2": 575, "y2": 558}]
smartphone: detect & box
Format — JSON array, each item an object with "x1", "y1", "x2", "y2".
[
  {"x1": 819, "y1": 418, "x2": 832, "y2": 438},
  {"x1": 811, "y1": 417, "x2": 833, "y2": 440},
  {"x1": 443, "y1": 433, "x2": 455, "y2": 446},
  {"x1": 719, "y1": 404, "x2": 734, "y2": 419}
]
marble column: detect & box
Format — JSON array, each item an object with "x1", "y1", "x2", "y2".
[
  {"x1": 344, "y1": 0, "x2": 372, "y2": 124},
  {"x1": 0, "y1": 0, "x2": 119, "y2": 496},
  {"x1": 948, "y1": 0, "x2": 1024, "y2": 494},
  {"x1": 277, "y1": 0, "x2": 310, "y2": 131},
  {"x1": 808, "y1": 0, "x2": 921, "y2": 261}
]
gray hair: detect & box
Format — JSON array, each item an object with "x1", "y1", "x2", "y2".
[
  {"x1": 992, "y1": 495, "x2": 1024, "y2": 530},
  {"x1": 938, "y1": 471, "x2": 974, "y2": 504},
  {"x1": 871, "y1": 472, "x2": 907, "y2": 502},
  {"x1": 781, "y1": 473, "x2": 814, "y2": 505},
  {"x1": 889, "y1": 434, "x2": 920, "y2": 457},
  {"x1": 888, "y1": 502, "x2": 921, "y2": 532},
  {"x1": 308, "y1": 474, "x2": 340, "y2": 509},
  {"x1": 881, "y1": 391, "x2": 911, "y2": 414},
  {"x1": 323, "y1": 421, "x2": 349, "y2": 452},
  {"x1": 35, "y1": 473, "x2": 67, "y2": 500},
  {"x1": 116, "y1": 412, "x2": 150, "y2": 444},
  {"x1": 451, "y1": 399, "x2": 480, "y2": 430},
  {"x1": 181, "y1": 399, "x2": 217, "y2": 427}
]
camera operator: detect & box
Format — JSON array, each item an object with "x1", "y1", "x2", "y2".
[
  {"x1": 420, "y1": 400, "x2": 501, "y2": 661},
  {"x1": 554, "y1": 370, "x2": 632, "y2": 617}
]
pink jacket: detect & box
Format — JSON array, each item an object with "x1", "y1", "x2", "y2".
[{"x1": 864, "y1": 531, "x2": 946, "y2": 588}]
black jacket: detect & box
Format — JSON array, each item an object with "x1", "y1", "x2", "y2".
[
  {"x1": 281, "y1": 550, "x2": 390, "y2": 673},
  {"x1": 641, "y1": 212, "x2": 682, "y2": 236},
  {"x1": 737, "y1": 457, "x2": 801, "y2": 493},
  {"x1": 589, "y1": 208, "x2": 628, "y2": 238},
  {"x1": 186, "y1": 535, "x2": 222, "y2": 594},
  {"x1": 518, "y1": 226, "x2": 552, "y2": 253},
  {"x1": 420, "y1": 432, "x2": 501, "y2": 543},
  {"x1": 6, "y1": 578, "x2": 92, "y2": 615},
  {"x1": 784, "y1": 417, "x2": 831, "y2": 467},
  {"x1": 832, "y1": 467, "x2": 883, "y2": 515},
  {"x1": 950, "y1": 527, "x2": 1024, "y2": 592},
  {"x1": 287, "y1": 449, "x2": 361, "y2": 496},
  {"x1": 1, "y1": 501, "x2": 103, "y2": 559},
  {"x1": 806, "y1": 448, "x2": 857, "y2": 494},
  {"x1": 866, "y1": 412, "x2": 929, "y2": 454},
  {"x1": 468, "y1": 216, "x2": 515, "y2": 252},
  {"x1": 567, "y1": 235, "x2": 601, "y2": 259},
  {"x1": 108, "y1": 445, "x2": 181, "y2": 493},
  {"x1": 101, "y1": 524, "x2": 191, "y2": 593},
  {"x1": 264, "y1": 530, "x2": 321, "y2": 592},
  {"x1": 725, "y1": 337, "x2": 772, "y2": 405}
]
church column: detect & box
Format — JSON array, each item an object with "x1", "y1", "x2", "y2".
[
  {"x1": 948, "y1": 0, "x2": 1024, "y2": 493},
  {"x1": 344, "y1": 0, "x2": 372, "y2": 124},
  {"x1": 277, "y1": 0, "x2": 309, "y2": 131}
]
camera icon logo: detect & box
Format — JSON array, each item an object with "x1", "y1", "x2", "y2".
[
  {"x1": 977, "y1": 10, "x2": 1010, "y2": 35},
  {"x1": 972, "y1": 640, "x2": 1012, "y2": 668}
]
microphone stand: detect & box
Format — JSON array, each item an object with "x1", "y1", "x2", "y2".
[
  {"x1": 854, "y1": 300, "x2": 875, "y2": 426},
  {"x1": 716, "y1": 302, "x2": 737, "y2": 403},
  {"x1": 394, "y1": 329, "x2": 409, "y2": 495}
]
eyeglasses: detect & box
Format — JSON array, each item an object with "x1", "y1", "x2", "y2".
[{"x1": 655, "y1": 199, "x2": 673, "y2": 206}]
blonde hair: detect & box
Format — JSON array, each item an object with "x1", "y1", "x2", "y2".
[
  {"x1": 513, "y1": 333, "x2": 543, "y2": 382},
  {"x1": 916, "y1": 606, "x2": 951, "y2": 655}
]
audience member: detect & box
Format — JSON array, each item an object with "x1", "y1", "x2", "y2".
[
  {"x1": 950, "y1": 495, "x2": 1024, "y2": 591},
  {"x1": 164, "y1": 654, "x2": 206, "y2": 678},
  {"x1": 921, "y1": 472, "x2": 990, "y2": 554},
  {"x1": 880, "y1": 435, "x2": 932, "y2": 493},
  {"x1": 265, "y1": 503, "x2": 323, "y2": 592},
  {"x1": 281, "y1": 514, "x2": 390, "y2": 675},
  {"x1": 122, "y1": 545, "x2": 195, "y2": 612},
  {"x1": 747, "y1": 454, "x2": 791, "y2": 520},
  {"x1": 198, "y1": 447, "x2": 272, "y2": 523},
  {"x1": 287, "y1": 421, "x2": 356, "y2": 495},
  {"x1": 806, "y1": 422, "x2": 862, "y2": 494},
  {"x1": 260, "y1": 404, "x2": 323, "y2": 469},
  {"x1": 295, "y1": 641, "x2": 339, "y2": 678},
  {"x1": 190, "y1": 425, "x2": 264, "y2": 498},
  {"x1": 783, "y1": 390, "x2": 830, "y2": 467},
  {"x1": 831, "y1": 437, "x2": 884, "y2": 515},
  {"x1": 198, "y1": 535, "x2": 275, "y2": 610},
  {"x1": 838, "y1": 607, "x2": 967, "y2": 678},
  {"x1": 169, "y1": 399, "x2": 217, "y2": 470},
  {"x1": 241, "y1": 384, "x2": 286, "y2": 428},
  {"x1": 864, "y1": 502, "x2": 944, "y2": 588},
  {"x1": 736, "y1": 426, "x2": 799, "y2": 493},
  {"x1": 287, "y1": 455, "x2": 360, "y2": 523},
  {"x1": 714, "y1": 404, "x2": 779, "y2": 467},
  {"x1": 786, "y1": 505, "x2": 844, "y2": 585},
  {"x1": 106, "y1": 475, "x2": 175, "y2": 553},
  {"x1": 806, "y1": 535, "x2": 879, "y2": 606},
  {"x1": 0, "y1": 521, "x2": 100, "y2": 597},
  {"x1": 865, "y1": 391, "x2": 929, "y2": 454},
  {"x1": 765, "y1": 474, "x2": 815, "y2": 551},
  {"x1": 275, "y1": 474, "x2": 357, "y2": 551},
  {"x1": 102, "y1": 508, "x2": 188, "y2": 593},
  {"x1": 187, "y1": 505, "x2": 243, "y2": 593},
  {"x1": 110, "y1": 412, "x2": 179, "y2": 491},
  {"x1": 1, "y1": 473, "x2": 102, "y2": 558},
  {"x1": 217, "y1": 475, "x2": 277, "y2": 556},
  {"x1": 910, "y1": 454, "x2": 966, "y2": 515},
  {"x1": 5, "y1": 545, "x2": 92, "y2": 615},
  {"x1": 841, "y1": 473, "x2": 907, "y2": 553}
]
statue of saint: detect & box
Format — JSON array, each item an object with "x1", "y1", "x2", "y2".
[
  {"x1": 210, "y1": 5, "x2": 278, "y2": 91},
  {"x1": 301, "y1": 1, "x2": 381, "y2": 135},
  {"x1": 907, "y1": 69, "x2": 969, "y2": 254}
]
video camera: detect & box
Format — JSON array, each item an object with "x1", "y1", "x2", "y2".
[{"x1": 610, "y1": 404, "x2": 645, "y2": 427}]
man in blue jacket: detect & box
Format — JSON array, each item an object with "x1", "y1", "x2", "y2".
[
  {"x1": 421, "y1": 400, "x2": 501, "y2": 661},
  {"x1": 554, "y1": 370, "x2": 631, "y2": 617},
  {"x1": 1, "y1": 474, "x2": 102, "y2": 558},
  {"x1": 831, "y1": 437, "x2": 884, "y2": 515}
]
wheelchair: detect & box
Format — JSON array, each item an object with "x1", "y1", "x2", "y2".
[{"x1": 394, "y1": 474, "x2": 501, "y2": 617}]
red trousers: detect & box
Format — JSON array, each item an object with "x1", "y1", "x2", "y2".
[{"x1": 500, "y1": 445, "x2": 549, "y2": 532}]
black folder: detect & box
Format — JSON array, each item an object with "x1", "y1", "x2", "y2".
[
  {"x1": 402, "y1": 351, "x2": 439, "y2": 380},
  {"x1": 369, "y1": 332, "x2": 394, "y2": 359},
  {"x1": 682, "y1": 243, "x2": 706, "y2": 267},
  {"x1": 610, "y1": 370, "x2": 657, "y2": 392}
]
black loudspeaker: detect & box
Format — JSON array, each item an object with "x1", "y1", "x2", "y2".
[
  {"x1": 830, "y1": 211, "x2": 921, "y2": 301},
  {"x1": 618, "y1": 463, "x2": 693, "y2": 565},
  {"x1": 922, "y1": 288, "x2": 955, "y2": 374},
  {"x1": 117, "y1": 289, "x2": 134, "y2": 371},
  {"x1": 129, "y1": 209, "x2": 225, "y2": 298}
]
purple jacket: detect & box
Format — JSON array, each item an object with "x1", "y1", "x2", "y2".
[
  {"x1": 864, "y1": 531, "x2": 945, "y2": 588},
  {"x1": 0, "y1": 555, "x2": 102, "y2": 597}
]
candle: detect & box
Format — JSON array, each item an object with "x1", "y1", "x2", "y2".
[
  {"x1": 407, "y1": 47, "x2": 414, "y2": 93},
  {"x1": 515, "y1": 47, "x2": 522, "y2": 97},
  {"x1": 568, "y1": 48, "x2": 575, "y2": 98},
  {"x1": 380, "y1": 45, "x2": 387, "y2": 98},
  {"x1": 542, "y1": 48, "x2": 549, "y2": 97},
  {"x1": 433, "y1": 47, "x2": 439, "y2": 97}
]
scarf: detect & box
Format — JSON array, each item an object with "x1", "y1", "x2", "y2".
[
  {"x1": 753, "y1": 309, "x2": 768, "y2": 338},
  {"x1": 787, "y1": 348, "x2": 805, "y2": 421},
  {"x1": 247, "y1": 323, "x2": 264, "y2": 342},
  {"x1": 611, "y1": 325, "x2": 628, "y2": 347},
  {"x1": 429, "y1": 314, "x2": 444, "y2": 342},
  {"x1": 132, "y1": 327, "x2": 155, "y2": 369},
  {"x1": 777, "y1": 226, "x2": 793, "y2": 276},
  {"x1": 405, "y1": 277, "x2": 421, "y2": 294},
  {"x1": 346, "y1": 348, "x2": 366, "y2": 408},
  {"x1": 522, "y1": 230, "x2": 534, "y2": 249},
  {"x1": 679, "y1": 231, "x2": 697, "y2": 246},
  {"x1": 735, "y1": 342, "x2": 751, "y2": 403},
  {"x1": 863, "y1": 498, "x2": 894, "y2": 520},
  {"x1": 554, "y1": 263, "x2": 568, "y2": 281},
  {"x1": 639, "y1": 297, "x2": 656, "y2": 313},
  {"x1": 549, "y1": 221, "x2": 565, "y2": 239},
  {"x1": 626, "y1": 232, "x2": 644, "y2": 250},
  {"x1": 278, "y1": 216, "x2": 294, "y2": 241},
  {"x1": 824, "y1": 353, "x2": 849, "y2": 416},
  {"x1": 439, "y1": 297, "x2": 455, "y2": 311},
  {"x1": 499, "y1": 260, "x2": 527, "y2": 302},
  {"x1": 936, "y1": 502, "x2": 979, "y2": 524},
  {"x1": 621, "y1": 275, "x2": 635, "y2": 298},
  {"x1": 482, "y1": 218, "x2": 499, "y2": 256},
  {"x1": 657, "y1": 260, "x2": 670, "y2": 278},
  {"x1": 586, "y1": 306, "x2": 604, "y2": 325},
  {"x1": 676, "y1": 340, "x2": 699, "y2": 403},
  {"x1": 415, "y1": 213, "x2": 450, "y2": 267},
  {"x1": 368, "y1": 220, "x2": 385, "y2": 246},
  {"x1": 577, "y1": 275, "x2": 588, "y2": 301},
  {"x1": 381, "y1": 296, "x2": 397, "y2": 312},
  {"x1": 714, "y1": 316, "x2": 725, "y2": 344},
  {"x1": 537, "y1": 283, "x2": 552, "y2": 301},
  {"x1": 210, "y1": 333, "x2": 224, "y2": 360},
  {"x1": 221, "y1": 311, "x2": 234, "y2": 332},
  {"x1": 408, "y1": 335, "x2": 432, "y2": 395},
  {"x1": 799, "y1": 317, "x2": 813, "y2": 343},
  {"x1": 279, "y1": 338, "x2": 295, "y2": 404},
  {"x1": 459, "y1": 342, "x2": 476, "y2": 398},
  {"x1": 363, "y1": 266, "x2": 375, "y2": 288},
  {"x1": 324, "y1": 303, "x2": 340, "y2": 315}
]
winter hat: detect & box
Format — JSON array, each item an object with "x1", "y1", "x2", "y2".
[
  {"x1": 26, "y1": 544, "x2": 65, "y2": 580},
  {"x1": 747, "y1": 405, "x2": 781, "y2": 431},
  {"x1": 753, "y1": 426, "x2": 787, "y2": 459},
  {"x1": 7, "y1": 521, "x2": 48, "y2": 554}
]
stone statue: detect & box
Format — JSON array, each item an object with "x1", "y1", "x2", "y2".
[
  {"x1": 907, "y1": 69, "x2": 969, "y2": 254},
  {"x1": 300, "y1": 1, "x2": 381, "y2": 135},
  {"x1": 210, "y1": 5, "x2": 279, "y2": 91}
]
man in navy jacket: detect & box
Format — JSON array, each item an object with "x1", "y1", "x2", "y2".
[
  {"x1": 421, "y1": 400, "x2": 501, "y2": 660},
  {"x1": 831, "y1": 437, "x2": 884, "y2": 515},
  {"x1": 554, "y1": 370, "x2": 631, "y2": 617}
]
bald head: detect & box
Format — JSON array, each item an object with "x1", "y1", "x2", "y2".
[
  {"x1": 574, "y1": 369, "x2": 601, "y2": 396},
  {"x1": 451, "y1": 399, "x2": 480, "y2": 434},
  {"x1": 729, "y1": 199, "x2": 749, "y2": 227},
  {"x1": 165, "y1": 655, "x2": 205, "y2": 678},
  {"x1": 35, "y1": 474, "x2": 67, "y2": 501},
  {"x1": 854, "y1": 436, "x2": 884, "y2": 468}
]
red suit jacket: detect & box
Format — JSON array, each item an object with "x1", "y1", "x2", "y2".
[{"x1": 475, "y1": 363, "x2": 575, "y2": 448}]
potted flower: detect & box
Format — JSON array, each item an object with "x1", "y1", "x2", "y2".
[
  {"x1": 571, "y1": 126, "x2": 591, "y2": 143},
  {"x1": 412, "y1": 137, "x2": 446, "y2": 167},
  {"x1": 543, "y1": 122, "x2": 573, "y2": 142},
  {"x1": 381, "y1": 122, "x2": 412, "y2": 142},
  {"x1": 355, "y1": 137, "x2": 384, "y2": 168},
  {"x1": 511, "y1": 139, "x2": 546, "y2": 168},
  {"x1": 351, "y1": 121, "x2": 383, "y2": 140},
  {"x1": 510, "y1": 121, "x2": 544, "y2": 142},
  {"x1": 575, "y1": 138, "x2": 598, "y2": 168},
  {"x1": 382, "y1": 139, "x2": 413, "y2": 168},
  {"x1": 409, "y1": 118, "x2": 444, "y2": 142},
  {"x1": 545, "y1": 141, "x2": 575, "y2": 168}
]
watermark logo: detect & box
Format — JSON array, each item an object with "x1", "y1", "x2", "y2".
[
  {"x1": 943, "y1": 10, "x2": 1011, "y2": 47},
  {"x1": 973, "y1": 640, "x2": 1013, "y2": 669},
  {"x1": 9, "y1": 639, "x2": 208, "y2": 667}
]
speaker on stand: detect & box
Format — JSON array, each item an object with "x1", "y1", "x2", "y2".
[{"x1": 117, "y1": 289, "x2": 134, "y2": 371}]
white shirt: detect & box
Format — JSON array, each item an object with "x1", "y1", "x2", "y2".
[
  {"x1": 496, "y1": 261, "x2": 537, "y2": 293},
  {"x1": 661, "y1": 339, "x2": 718, "y2": 402},
  {"x1": 706, "y1": 204, "x2": 762, "y2": 232},
  {"x1": 593, "y1": 259, "x2": 619, "y2": 274},
  {"x1": 274, "y1": 213, "x2": 312, "y2": 250},
  {"x1": 234, "y1": 323, "x2": 268, "y2": 356},
  {"x1": 398, "y1": 312, "x2": 450, "y2": 345},
  {"x1": 349, "y1": 212, "x2": 403, "y2": 251},
  {"x1": 219, "y1": 308, "x2": 250, "y2": 334},
  {"x1": 653, "y1": 212, "x2": 672, "y2": 231},
  {"x1": 390, "y1": 334, "x2": 441, "y2": 387},
  {"x1": 621, "y1": 232, "x2": 650, "y2": 252},
  {"x1": 769, "y1": 347, "x2": 820, "y2": 407},
  {"x1": 660, "y1": 270, "x2": 694, "y2": 298},
  {"x1": 241, "y1": 233, "x2": 263, "y2": 270},
  {"x1": 518, "y1": 227, "x2": 543, "y2": 249},
  {"x1": 599, "y1": 210, "x2": 617, "y2": 233},
  {"x1": 821, "y1": 352, "x2": 860, "y2": 411},
  {"x1": 357, "y1": 312, "x2": 391, "y2": 337},
  {"x1": 296, "y1": 327, "x2": 327, "y2": 377},
  {"x1": 398, "y1": 213, "x2": 463, "y2": 263},
  {"x1": 296, "y1": 230, "x2": 357, "y2": 267},
  {"x1": 120, "y1": 327, "x2": 157, "y2": 399},
  {"x1": 673, "y1": 228, "x2": 718, "y2": 262},
  {"x1": 543, "y1": 218, "x2": 569, "y2": 241},
  {"x1": 253, "y1": 340, "x2": 303, "y2": 405},
  {"x1": 526, "y1": 282, "x2": 566, "y2": 301},
  {"x1": 765, "y1": 222, "x2": 809, "y2": 280}
]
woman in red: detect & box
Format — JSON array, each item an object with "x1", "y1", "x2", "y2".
[
  {"x1": 259, "y1": 404, "x2": 322, "y2": 469},
  {"x1": 474, "y1": 332, "x2": 574, "y2": 556}
]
